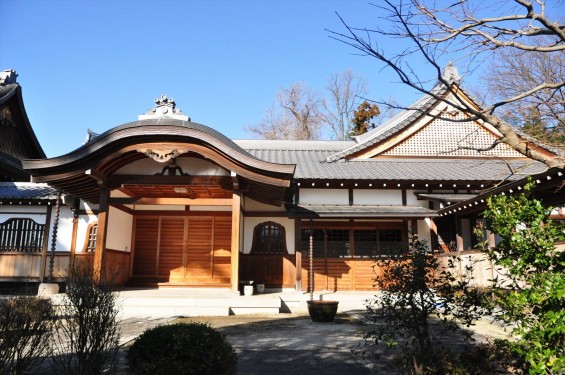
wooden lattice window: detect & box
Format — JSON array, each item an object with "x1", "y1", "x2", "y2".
[
  {"x1": 250, "y1": 221, "x2": 287, "y2": 254},
  {"x1": 82, "y1": 222, "x2": 98, "y2": 253},
  {"x1": 0, "y1": 218, "x2": 45, "y2": 252}
]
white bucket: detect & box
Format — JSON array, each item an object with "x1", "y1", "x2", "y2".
[{"x1": 243, "y1": 285, "x2": 254, "y2": 296}]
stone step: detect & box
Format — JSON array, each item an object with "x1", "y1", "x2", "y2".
[{"x1": 119, "y1": 295, "x2": 283, "y2": 317}]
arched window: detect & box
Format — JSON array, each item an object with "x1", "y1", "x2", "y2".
[
  {"x1": 250, "y1": 221, "x2": 287, "y2": 254},
  {"x1": 82, "y1": 222, "x2": 98, "y2": 253}
]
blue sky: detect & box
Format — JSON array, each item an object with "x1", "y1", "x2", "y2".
[{"x1": 2, "y1": 0, "x2": 446, "y2": 157}]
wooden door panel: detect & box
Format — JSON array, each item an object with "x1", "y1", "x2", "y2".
[
  {"x1": 133, "y1": 218, "x2": 159, "y2": 276},
  {"x1": 186, "y1": 217, "x2": 213, "y2": 280},
  {"x1": 158, "y1": 217, "x2": 185, "y2": 279}
]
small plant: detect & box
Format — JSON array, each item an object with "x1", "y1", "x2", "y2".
[
  {"x1": 361, "y1": 238, "x2": 484, "y2": 374},
  {"x1": 51, "y1": 263, "x2": 121, "y2": 375},
  {"x1": 0, "y1": 295, "x2": 54, "y2": 375},
  {"x1": 128, "y1": 322, "x2": 237, "y2": 375}
]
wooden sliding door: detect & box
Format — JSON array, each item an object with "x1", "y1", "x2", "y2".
[{"x1": 132, "y1": 215, "x2": 231, "y2": 286}]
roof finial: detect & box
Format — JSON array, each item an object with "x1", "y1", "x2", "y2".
[
  {"x1": 138, "y1": 94, "x2": 190, "y2": 121},
  {"x1": 0, "y1": 69, "x2": 18, "y2": 85},
  {"x1": 442, "y1": 62, "x2": 461, "y2": 85}
]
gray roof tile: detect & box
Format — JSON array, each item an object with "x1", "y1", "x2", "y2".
[
  {"x1": 236, "y1": 141, "x2": 547, "y2": 181},
  {"x1": 0, "y1": 182, "x2": 60, "y2": 200}
]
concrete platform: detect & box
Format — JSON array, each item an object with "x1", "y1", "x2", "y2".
[{"x1": 114, "y1": 288, "x2": 379, "y2": 319}]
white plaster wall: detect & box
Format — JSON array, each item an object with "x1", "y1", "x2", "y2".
[
  {"x1": 300, "y1": 189, "x2": 348, "y2": 205},
  {"x1": 417, "y1": 218, "x2": 432, "y2": 246},
  {"x1": 106, "y1": 207, "x2": 133, "y2": 251},
  {"x1": 243, "y1": 217, "x2": 295, "y2": 255},
  {"x1": 353, "y1": 189, "x2": 402, "y2": 205},
  {"x1": 244, "y1": 198, "x2": 285, "y2": 212},
  {"x1": 0, "y1": 206, "x2": 49, "y2": 224},
  {"x1": 114, "y1": 156, "x2": 229, "y2": 176},
  {"x1": 51, "y1": 206, "x2": 74, "y2": 252},
  {"x1": 406, "y1": 190, "x2": 430, "y2": 208},
  {"x1": 75, "y1": 213, "x2": 98, "y2": 253}
]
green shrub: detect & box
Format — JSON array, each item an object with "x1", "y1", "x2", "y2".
[
  {"x1": 0, "y1": 295, "x2": 54, "y2": 375},
  {"x1": 128, "y1": 322, "x2": 237, "y2": 375}
]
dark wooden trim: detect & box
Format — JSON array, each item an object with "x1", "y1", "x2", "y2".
[
  {"x1": 300, "y1": 220, "x2": 404, "y2": 230},
  {"x1": 348, "y1": 189, "x2": 353, "y2": 206},
  {"x1": 244, "y1": 211, "x2": 288, "y2": 217},
  {"x1": 110, "y1": 175, "x2": 233, "y2": 187},
  {"x1": 295, "y1": 179, "x2": 494, "y2": 190},
  {"x1": 402, "y1": 189, "x2": 407, "y2": 206},
  {"x1": 133, "y1": 210, "x2": 231, "y2": 217}
]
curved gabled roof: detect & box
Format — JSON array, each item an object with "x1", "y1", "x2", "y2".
[
  {"x1": 0, "y1": 82, "x2": 46, "y2": 161},
  {"x1": 23, "y1": 119, "x2": 295, "y2": 204}
]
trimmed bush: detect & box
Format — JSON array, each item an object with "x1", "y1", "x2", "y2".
[{"x1": 128, "y1": 322, "x2": 237, "y2": 375}]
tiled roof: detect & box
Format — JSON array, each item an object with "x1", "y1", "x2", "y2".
[
  {"x1": 236, "y1": 140, "x2": 547, "y2": 181},
  {"x1": 287, "y1": 204, "x2": 439, "y2": 218},
  {"x1": 326, "y1": 83, "x2": 446, "y2": 162},
  {"x1": 0, "y1": 182, "x2": 60, "y2": 200}
]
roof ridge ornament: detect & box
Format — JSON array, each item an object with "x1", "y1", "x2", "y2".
[
  {"x1": 138, "y1": 94, "x2": 190, "y2": 121},
  {"x1": 442, "y1": 62, "x2": 461, "y2": 85},
  {"x1": 0, "y1": 69, "x2": 18, "y2": 85}
]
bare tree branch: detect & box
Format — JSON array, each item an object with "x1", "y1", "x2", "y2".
[{"x1": 328, "y1": 0, "x2": 565, "y2": 168}]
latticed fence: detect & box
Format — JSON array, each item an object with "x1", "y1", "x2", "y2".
[{"x1": 0, "y1": 218, "x2": 45, "y2": 252}]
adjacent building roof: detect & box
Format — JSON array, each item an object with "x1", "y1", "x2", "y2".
[
  {"x1": 237, "y1": 140, "x2": 547, "y2": 182},
  {"x1": 0, "y1": 182, "x2": 60, "y2": 202},
  {"x1": 287, "y1": 204, "x2": 439, "y2": 218}
]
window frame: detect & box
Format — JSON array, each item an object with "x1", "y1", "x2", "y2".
[
  {"x1": 82, "y1": 221, "x2": 98, "y2": 253},
  {"x1": 300, "y1": 222, "x2": 406, "y2": 259},
  {"x1": 250, "y1": 221, "x2": 288, "y2": 255}
]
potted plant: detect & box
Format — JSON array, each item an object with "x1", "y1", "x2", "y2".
[{"x1": 305, "y1": 221, "x2": 339, "y2": 322}]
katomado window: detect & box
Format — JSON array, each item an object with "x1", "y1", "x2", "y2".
[
  {"x1": 82, "y1": 222, "x2": 98, "y2": 253},
  {"x1": 250, "y1": 221, "x2": 288, "y2": 254},
  {"x1": 301, "y1": 225, "x2": 405, "y2": 258}
]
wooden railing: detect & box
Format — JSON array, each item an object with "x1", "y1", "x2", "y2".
[{"x1": 0, "y1": 218, "x2": 45, "y2": 252}]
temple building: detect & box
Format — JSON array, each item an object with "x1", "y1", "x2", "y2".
[{"x1": 1, "y1": 67, "x2": 563, "y2": 292}]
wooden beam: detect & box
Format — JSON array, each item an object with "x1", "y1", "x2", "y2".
[
  {"x1": 110, "y1": 174, "x2": 233, "y2": 187},
  {"x1": 134, "y1": 197, "x2": 232, "y2": 206},
  {"x1": 69, "y1": 212, "x2": 79, "y2": 271},
  {"x1": 93, "y1": 187, "x2": 110, "y2": 278},
  {"x1": 39, "y1": 205, "x2": 52, "y2": 283},
  {"x1": 230, "y1": 192, "x2": 241, "y2": 293}
]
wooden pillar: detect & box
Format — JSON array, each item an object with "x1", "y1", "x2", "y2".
[
  {"x1": 93, "y1": 186, "x2": 110, "y2": 278},
  {"x1": 39, "y1": 204, "x2": 53, "y2": 283},
  {"x1": 294, "y1": 219, "x2": 302, "y2": 291},
  {"x1": 69, "y1": 211, "x2": 79, "y2": 272},
  {"x1": 230, "y1": 191, "x2": 241, "y2": 293},
  {"x1": 455, "y1": 216, "x2": 464, "y2": 252},
  {"x1": 429, "y1": 218, "x2": 438, "y2": 251}
]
